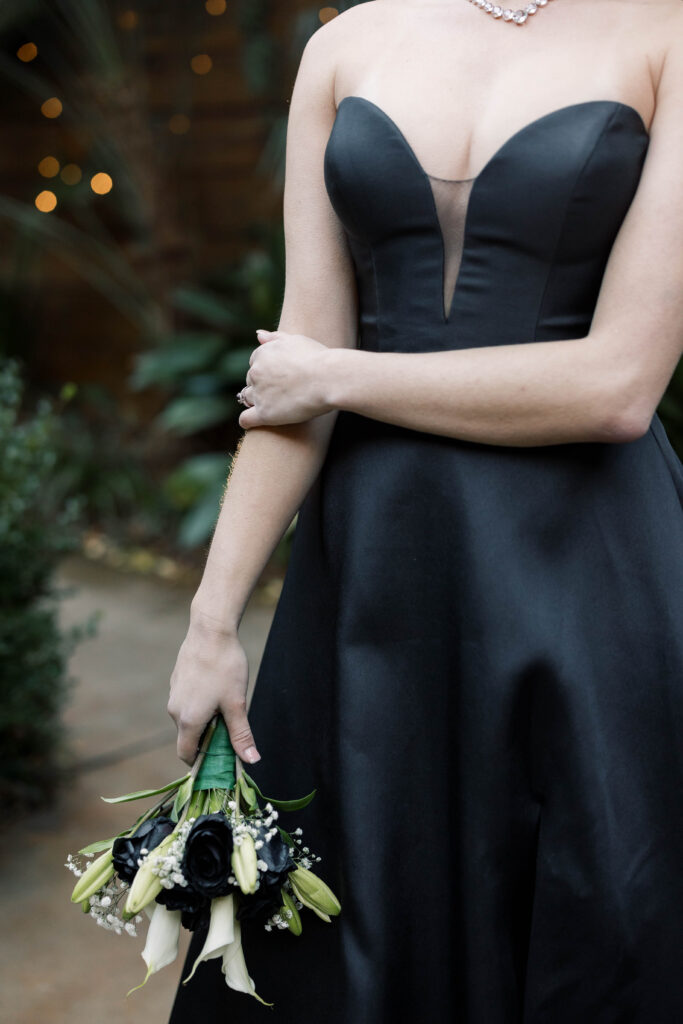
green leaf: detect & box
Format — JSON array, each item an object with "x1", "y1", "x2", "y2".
[
  {"x1": 171, "y1": 286, "x2": 239, "y2": 328},
  {"x1": 176, "y1": 484, "x2": 225, "y2": 549},
  {"x1": 277, "y1": 826, "x2": 296, "y2": 849},
  {"x1": 207, "y1": 788, "x2": 226, "y2": 813},
  {"x1": 219, "y1": 346, "x2": 254, "y2": 382},
  {"x1": 156, "y1": 396, "x2": 234, "y2": 436},
  {"x1": 241, "y1": 769, "x2": 317, "y2": 812},
  {"x1": 165, "y1": 452, "x2": 233, "y2": 495},
  {"x1": 78, "y1": 828, "x2": 131, "y2": 855},
  {"x1": 238, "y1": 777, "x2": 259, "y2": 812},
  {"x1": 172, "y1": 775, "x2": 194, "y2": 819},
  {"x1": 130, "y1": 334, "x2": 225, "y2": 389},
  {"x1": 280, "y1": 887, "x2": 302, "y2": 936},
  {"x1": 100, "y1": 773, "x2": 190, "y2": 804}
]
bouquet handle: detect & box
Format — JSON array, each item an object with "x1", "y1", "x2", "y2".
[{"x1": 193, "y1": 715, "x2": 237, "y2": 792}]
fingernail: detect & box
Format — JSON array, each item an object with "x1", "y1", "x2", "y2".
[
  {"x1": 255, "y1": 328, "x2": 268, "y2": 337},
  {"x1": 243, "y1": 746, "x2": 261, "y2": 763}
]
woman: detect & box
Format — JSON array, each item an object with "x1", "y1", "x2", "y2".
[{"x1": 168, "y1": 0, "x2": 683, "y2": 1020}]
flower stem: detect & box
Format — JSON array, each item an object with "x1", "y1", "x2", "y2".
[
  {"x1": 189, "y1": 715, "x2": 220, "y2": 785},
  {"x1": 133, "y1": 789, "x2": 178, "y2": 832},
  {"x1": 179, "y1": 787, "x2": 206, "y2": 828}
]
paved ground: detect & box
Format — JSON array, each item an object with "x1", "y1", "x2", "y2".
[{"x1": 0, "y1": 554, "x2": 275, "y2": 1024}]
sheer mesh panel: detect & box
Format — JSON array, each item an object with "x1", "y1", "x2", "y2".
[{"x1": 427, "y1": 175, "x2": 475, "y2": 322}]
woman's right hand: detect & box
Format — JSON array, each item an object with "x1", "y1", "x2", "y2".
[{"x1": 167, "y1": 611, "x2": 262, "y2": 767}]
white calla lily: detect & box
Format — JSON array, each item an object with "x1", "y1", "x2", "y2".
[
  {"x1": 182, "y1": 893, "x2": 235, "y2": 985},
  {"x1": 126, "y1": 902, "x2": 182, "y2": 996},
  {"x1": 181, "y1": 892, "x2": 273, "y2": 1005},
  {"x1": 222, "y1": 908, "x2": 273, "y2": 1006}
]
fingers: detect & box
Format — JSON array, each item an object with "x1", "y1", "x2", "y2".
[
  {"x1": 219, "y1": 695, "x2": 261, "y2": 764},
  {"x1": 169, "y1": 708, "x2": 209, "y2": 766},
  {"x1": 255, "y1": 328, "x2": 278, "y2": 344},
  {"x1": 238, "y1": 406, "x2": 262, "y2": 429}
]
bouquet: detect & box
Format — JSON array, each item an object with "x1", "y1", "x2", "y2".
[{"x1": 65, "y1": 715, "x2": 341, "y2": 1006}]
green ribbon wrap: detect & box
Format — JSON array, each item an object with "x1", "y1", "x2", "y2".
[{"x1": 194, "y1": 716, "x2": 236, "y2": 791}]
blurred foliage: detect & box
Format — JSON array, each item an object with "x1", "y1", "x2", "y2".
[
  {"x1": 131, "y1": 220, "x2": 289, "y2": 549},
  {"x1": 0, "y1": 0, "x2": 285, "y2": 332},
  {"x1": 0, "y1": 359, "x2": 97, "y2": 812},
  {"x1": 0, "y1": 0, "x2": 170, "y2": 336},
  {"x1": 50, "y1": 383, "x2": 179, "y2": 545},
  {"x1": 0, "y1": 0, "x2": 305, "y2": 555}
]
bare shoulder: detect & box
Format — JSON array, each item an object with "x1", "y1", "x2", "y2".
[
  {"x1": 652, "y1": 1, "x2": 683, "y2": 108},
  {"x1": 648, "y1": 0, "x2": 683, "y2": 80},
  {"x1": 301, "y1": 0, "x2": 389, "y2": 60},
  {"x1": 659, "y1": 1, "x2": 683, "y2": 65},
  {"x1": 293, "y1": 2, "x2": 394, "y2": 110}
]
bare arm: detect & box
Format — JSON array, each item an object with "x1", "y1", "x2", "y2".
[
  {"x1": 239, "y1": 17, "x2": 683, "y2": 447},
  {"x1": 167, "y1": 18, "x2": 358, "y2": 765}
]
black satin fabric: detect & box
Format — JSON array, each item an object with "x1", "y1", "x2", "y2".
[{"x1": 169, "y1": 99, "x2": 683, "y2": 1023}]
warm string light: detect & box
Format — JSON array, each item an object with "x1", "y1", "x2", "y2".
[
  {"x1": 41, "y1": 97, "x2": 62, "y2": 119},
  {"x1": 90, "y1": 172, "x2": 113, "y2": 195},
  {"x1": 117, "y1": 10, "x2": 139, "y2": 30},
  {"x1": 205, "y1": 0, "x2": 226, "y2": 13},
  {"x1": 35, "y1": 191, "x2": 57, "y2": 213},
  {"x1": 17, "y1": 42, "x2": 38, "y2": 62},
  {"x1": 190, "y1": 54, "x2": 212, "y2": 75},
  {"x1": 318, "y1": 7, "x2": 339, "y2": 22},
  {"x1": 38, "y1": 156, "x2": 60, "y2": 178},
  {"x1": 61, "y1": 164, "x2": 82, "y2": 185}
]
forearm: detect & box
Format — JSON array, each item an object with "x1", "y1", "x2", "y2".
[
  {"x1": 322, "y1": 334, "x2": 646, "y2": 447},
  {"x1": 190, "y1": 411, "x2": 336, "y2": 634}
]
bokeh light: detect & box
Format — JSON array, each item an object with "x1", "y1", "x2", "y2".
[
  {"x1": 319, "y1": 7, "x2": 338, "y2": 22},
  {"x1": 17, "y1": 43, "x2": 38, "y2": 62},
  {"x1": 90, "y1": 172, "x2": 113, "y2": 195},
  {"x1": 205, "y1": 0, "x2": 226, "y2": 13},
  {"x1": 190, "y1": 54, "x2": 213, "y2": 76},
  {"x1": 35, "y1": 190, "x2": 57, "y2": 213},
  {"x1": 117, "y1": 10, "x2": 139, "y2": 30},
  {"x1": 41, "y1": 97, "x2": 63, "y2": 119},
  {"x1": 61, "y1": 164, "x2": 82, "y2": 185},
  {"x1": 38, "y1": 156, "x2": 60, "y2": 178},
  {"x1": 168, "y1": 114, "x2": 191, "y2": 135}
]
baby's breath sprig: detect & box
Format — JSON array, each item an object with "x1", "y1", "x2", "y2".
[{"x1": 150, "y1": 817, "x2": 194, "y2": 890}]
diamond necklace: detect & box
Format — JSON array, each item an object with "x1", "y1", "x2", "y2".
[{"x1": 465, "y1": 0, "x2": 554, "y2": 25}]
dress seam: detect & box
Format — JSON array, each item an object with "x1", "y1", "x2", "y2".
[
  {"x1": 533, "y1": 106, "x2": 620, "y2": 341},
  {"x1": 370, "y1": 243, "x2": 381, "y2": 348}
]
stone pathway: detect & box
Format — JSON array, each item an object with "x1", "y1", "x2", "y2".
[{"x1": 0, "y1": 554, "x2": 275, "y2": 1024}]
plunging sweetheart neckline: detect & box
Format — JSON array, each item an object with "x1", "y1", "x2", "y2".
[
  {"x1": 335, "y1": 95, "x2": 650, "y2": 186},
  {"x1": 329, "y1": 95, "x2": 650, "y2": 324}
]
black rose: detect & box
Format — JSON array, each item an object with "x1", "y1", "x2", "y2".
[
  {"x1": 236, "y1": 828, "x2": 296, "y2": 923},
  {"x1": 181, "y1": 812, "x2": 234, "y2": 899},
  {"x1": 181, "y1": 902, "x2": 211, "y2": 933},
  {"x1": 258, "y1": 828, "x2": 297, "y2": 878},
  {"x1": 156, "y1": 884, "x2": 210, "y2": 933},
  {"x1": 112, "y1": 815, "x2": 175, "y2": 883}
]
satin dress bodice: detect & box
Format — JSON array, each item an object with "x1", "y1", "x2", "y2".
[{"x1": 324, "y1": 97, "x2": 649, "y2": 351}]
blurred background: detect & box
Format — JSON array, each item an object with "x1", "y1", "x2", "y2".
[
  {"x1": 0, "y1": 3, "x2": 364, "y2": 1021},
  {"x1": 2, "y1": 1, "x2": 682, "y2": 1021}
]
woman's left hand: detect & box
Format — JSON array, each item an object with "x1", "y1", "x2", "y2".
[{"x1": 237, "y1": 329, "x2": 332, "y2": 429}]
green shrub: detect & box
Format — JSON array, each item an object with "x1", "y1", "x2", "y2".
[{"x1": 0, "y1": 359, "x2": 96, "y2": 812}]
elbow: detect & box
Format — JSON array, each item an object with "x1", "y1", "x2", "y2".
[{"x1": 593, "y1": 374, "x2": 655, "y2": 444}]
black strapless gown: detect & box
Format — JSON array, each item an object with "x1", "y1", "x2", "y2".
[{"x1": 169, "y1": 97, "x2": 683, "y2": 1022}]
